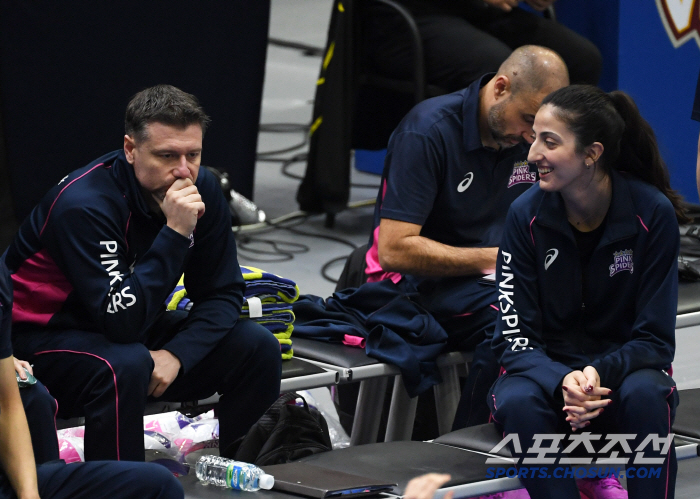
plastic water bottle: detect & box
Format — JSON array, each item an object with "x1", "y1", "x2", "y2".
[{"x1": 195, "y1": 455, "x2": 274, "y2": 491}]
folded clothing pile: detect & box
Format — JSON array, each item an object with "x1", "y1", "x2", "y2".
[
  {"x1": 165, "y1": 267, "x2": 300, "y2": 359},
  {"x1": 166, "y1": 276, "x2": 192, "y2": 311},
  {"x1": 240, "y1": 266, "x2": 300, "y2": 360}
]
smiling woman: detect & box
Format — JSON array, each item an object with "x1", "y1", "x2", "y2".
[
  {"x1": 488, "y1": 85, "x2": 688, "y2": 499},
  {"x1": 528, "y1": 103, "x2": 610, "y2": 231},
  {"x1": 529, "y1": 85, "x2": 688, "y2": 231}
]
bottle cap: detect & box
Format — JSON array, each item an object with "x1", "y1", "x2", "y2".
[{"x1": 259, "y1": 473, "x2": 275, "y2": 490}]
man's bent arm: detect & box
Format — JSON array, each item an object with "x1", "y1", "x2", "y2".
[
  {"x1": 157, "y1": 169, "x2": 246, "y2": 373},
  {"x1": 41, "y1": 201, "x2": 190, "y2": 344},
  {"x1": 378, "y1": 218, "x2": 498, "y2": 277}
]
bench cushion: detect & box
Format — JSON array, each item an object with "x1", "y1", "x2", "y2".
[
  {"x1": 281, "y1": 357, "x2": 327, "y2": 379},
  {"x1": 293, "y1": 337, "x2": 380, "y2": 369},
  {"x1": 297, "y1": 440, "x2": 501, "y2": 493},
  {"x1": 674, "y1": 388, "x2": 700, "y2": 439},
  {"x1": 433, "y1": 423, "x2": 511, "y2": 457},
  {"x1": 677, "y1": 281, "x2": 700, "y2": 316}
]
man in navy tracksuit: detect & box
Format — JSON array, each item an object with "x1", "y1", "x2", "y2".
[
  {"x1": 364, "y1": 46, "x2": 568, "y2": 427},
  {"x1": 3, "y1": 85, "x2": 282, "y2": 461},
  {"x1": 0, "y1": 259, "x2": 184, "y2": 499},
  {"x1": 489, "y1": 170, "x2": 679, "y2": 497}
]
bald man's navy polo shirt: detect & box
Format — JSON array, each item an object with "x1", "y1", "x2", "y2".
[{"x1": 365, "y1": 75, "x2": 537, "y2": 295}]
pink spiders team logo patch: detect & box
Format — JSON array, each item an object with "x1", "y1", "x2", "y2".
[
  {"x1": 609, "y1": 249, "x2": 634, "y2": 277},
  {"x1": 507, "y1": 161, "x2": 537, "y2": 188}
]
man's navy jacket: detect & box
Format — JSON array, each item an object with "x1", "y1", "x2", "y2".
[{"x1": 4, "y1": 150, "x2": 245, "y2": 374}]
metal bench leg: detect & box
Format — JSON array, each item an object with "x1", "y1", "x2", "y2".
[
  {"x1": 434, "y1": 364, "x2": 461, "y2": 435},
  {"x1": 350, "y1": 377, "x2": 389, "y2": 446},
  {"x1": 385, "y1": 375, "x2": 418, "y2": 441}
]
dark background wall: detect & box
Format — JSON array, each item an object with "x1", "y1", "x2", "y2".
[{"x1": 0, "y1": 0, "x2": 270, "y2": 245}]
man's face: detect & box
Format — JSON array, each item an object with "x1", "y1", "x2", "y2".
[
  {"x1": 124, "y1": 122, "x2": 203, "y2": 203},
  {"x1": 487, "y1": 91, "x2": 547, "y2": 149}
]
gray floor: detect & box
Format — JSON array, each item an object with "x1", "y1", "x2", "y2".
[
  {"x1": 245, "y1": 0, "x2": 376, "y2": 300},
  {"x1": 217, "y1": 1, "x2": 700, "y2": 496}
]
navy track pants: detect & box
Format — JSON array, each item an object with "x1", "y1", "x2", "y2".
[
  {"x1": 488, "y1": 369, "x2": 678, "y2": 499},
  {"x1": 13, "y1": 314, "x2": 281, "y2": 461},
  {"x1": 0, "y1": 460, "x2": 183, "y2": 499},
  {"x1": 450, "y1": 311, "x2": 501, "y2": 430}
]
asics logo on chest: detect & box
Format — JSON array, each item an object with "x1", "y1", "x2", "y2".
[
  {"x1": 457, "y1": 172, "x2": 474, "y2": 192},
  {"x1": 544, "y1": 248, "x2": 558, "y2": 270}
]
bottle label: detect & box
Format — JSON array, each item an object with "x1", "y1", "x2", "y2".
[{"x1": 227, "y1": 464, "x2": 243, "y2": 490}]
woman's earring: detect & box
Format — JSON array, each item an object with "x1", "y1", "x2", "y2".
[{"x1": 585, "y1": 161, "x2": 591, "y2": 169}]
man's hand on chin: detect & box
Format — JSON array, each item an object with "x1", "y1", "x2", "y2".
[
  {"x1": 159, "y1": 178, "x2": 206, "y2": 238},
  {"x1": 148, "y1": 349, "x2": 182, "y2": 398}
]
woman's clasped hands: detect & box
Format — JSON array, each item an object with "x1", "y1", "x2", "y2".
[{"x1": 561, "y1": 366, "x2": 613, "y2": 430}]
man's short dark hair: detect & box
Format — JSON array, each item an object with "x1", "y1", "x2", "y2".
[{"x1": 125, "y1": 84, "x2": 210, "y2": 143}]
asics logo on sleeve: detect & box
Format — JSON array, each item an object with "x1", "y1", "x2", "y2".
[
  {"x1": 457, "y1": 172, "x2": 474, "y2": 192},
  {"x1": 544, "y1": 248, "x2": 559, "y2": 270}
]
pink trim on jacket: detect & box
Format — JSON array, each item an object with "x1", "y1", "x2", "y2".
[
  {"x1": 637, "y1": 215, "x2": 649, "y2": 233},
  {"x1": 11, "y1": 249, "x2": 72, "y2": 326},
  {"x1": 40, "y1": 164, "x2": 104, "y2": 236}
]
